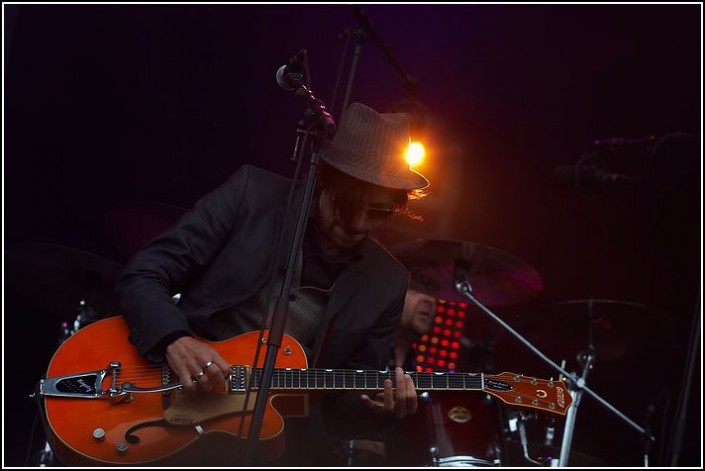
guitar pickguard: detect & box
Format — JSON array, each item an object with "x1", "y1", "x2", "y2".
[{"x1": 163, "y1": 389, "x2": 257, "y2": 425}]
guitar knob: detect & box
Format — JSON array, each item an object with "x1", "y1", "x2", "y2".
[
  {"x1": 92, "y1": 428, "x2": 106, "y2": 442},
  {"x1": 115, "y1": 442, "x2": 129, "y2": 454}
]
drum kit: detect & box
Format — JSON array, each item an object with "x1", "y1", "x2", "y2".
[
  {"x1": 381, "y1": 238, "x2": 671, "y2": 468},
  {"x1": 6, "y1": 214, "x2": 672, "y2": 467}
]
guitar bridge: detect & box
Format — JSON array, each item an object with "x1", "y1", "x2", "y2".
[{"x1": 40, "y1": 361, "x2": 121, "y2": 398}]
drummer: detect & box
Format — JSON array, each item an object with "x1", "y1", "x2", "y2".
[{"x1": 391, "y1": 277, "x2": 437, "y2": 371}]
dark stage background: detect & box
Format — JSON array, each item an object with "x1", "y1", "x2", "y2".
[{"x1": 4, "y1": 4, "x2": 701, "y2": 467}]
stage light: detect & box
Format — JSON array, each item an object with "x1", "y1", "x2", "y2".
[{"x1": 406, "y1": 141, "x2": 425, "y2": 167}]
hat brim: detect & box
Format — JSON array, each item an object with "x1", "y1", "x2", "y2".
[{"x1": 321, "y1": 147, "x2": 430, "y2": 191}]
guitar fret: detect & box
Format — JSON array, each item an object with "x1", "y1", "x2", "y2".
[
  {"x1": 416, "y1": 372, "x2": 427, "y2": 390},
  {"x1": 254, "y1": 368, "x2": 505, "y2": 394},
  {"x1": 335, "y1": 370, "x2": 344, "y2": 389}
]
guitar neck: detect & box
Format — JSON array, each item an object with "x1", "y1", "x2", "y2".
[
  {"x1": 230, "y1": 367, "x2": 571, "y2": 416},
  {"x1": 231, "y1": 367, "x2": 485, "y2": 392}
]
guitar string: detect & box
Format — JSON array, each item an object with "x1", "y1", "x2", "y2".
[
  {"x1": 99, "y1": 368, "x2": 569, "y2": 412},
  {"x1": 110, "y1": 367, "x2": 568, "y2": 408},
  {"x1": 115, "y1": 366, "x2": 560, "y2": 387}
]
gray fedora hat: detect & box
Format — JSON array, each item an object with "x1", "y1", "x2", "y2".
[{"x1": 320, "y1": 103, "x2": 430, "y2": 190}]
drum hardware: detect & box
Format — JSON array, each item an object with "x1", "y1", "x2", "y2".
[
  {"x1": 37, "y1": 440, "x2": 56, "y2": 467},
  {"x1": 334, "y1": 439, "x2": 386, "y2": 467},
  {"x1": 335, "y1": 440, "x2": 354, "y2": 467},
  {"x1": 517, "y1": 412, "x2": 543, "y2": 466},
  {"x1": 28, "y1": 383, "x2": 58, "y2": 467},
  {"x1": 453, "y1": 272, "x2": 657, "y2": 466},
  {"x1": 56, "y1": 299, "x2": 104, "y2": 344},
  {"x1": 557, "y1": 345, "x2": 595, "y2": 466},
  {"x1": 504, "y1": 409, "x2": 558, "y2": 466},
  {"x1": 74, "y1": 299, "x2": 104, "y2": 332}
]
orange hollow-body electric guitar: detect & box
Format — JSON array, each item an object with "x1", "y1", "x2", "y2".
[{"x1": 41, "y1": 316, "x2": 572, "y2": 466}]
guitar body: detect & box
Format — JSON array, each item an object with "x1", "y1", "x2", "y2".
[{"x1": 43, "y1": 316, "x2": 308, "y2": 466}]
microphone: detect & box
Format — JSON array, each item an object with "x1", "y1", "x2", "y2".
[
  {"x1": 275, "y1": 49, "x2": 307, "y2": 90},
  {"x1": 552, "y1": 159, "x2": 638, "y2": 196}
]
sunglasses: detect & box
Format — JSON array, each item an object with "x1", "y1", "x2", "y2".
[{"x1": 365, "y1": 204, "x2": 395, "y2": 219}]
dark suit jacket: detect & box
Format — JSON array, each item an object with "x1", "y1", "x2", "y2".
[{"x1": 117, "y1": 164, "x2": 409, "y2": 439}]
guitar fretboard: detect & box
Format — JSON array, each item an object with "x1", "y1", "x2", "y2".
[{"x1": 229, "y1": 367, "x2": 485, "y2": 392}]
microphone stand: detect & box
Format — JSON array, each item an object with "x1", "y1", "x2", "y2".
[
  {"x1": 242, "y1": 68, "x2": 335, "y2": 465},
  {"x1": 350, "y1": 6, "x2": 418, "y2": 97},
  {"x1": 340, "y1": 24, "x2": 364, "y2": 115},
  {"x1": 453, "y1": 274, "x2": 654, "y2": 467},
  {"x1": 331, "y1": 6, "x2": 419, "y2": 118}
]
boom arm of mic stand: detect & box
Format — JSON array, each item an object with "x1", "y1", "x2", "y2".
[{"x1": 453, "y1": 277, "x2": 656, "y2": 445}]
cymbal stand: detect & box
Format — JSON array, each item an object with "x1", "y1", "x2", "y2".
[
  {"x1": 557, "y1": 348, "x2": 595, "y2": 466},
  {"x1": 557, "y1": 300, "x2": 598, "y2": 466},
  {"x1": 73, "y1": 299, "x2": 101, "y2": 332},
  {"x1": 454, "y1": 274, "x2": 654, "y2": 466}
]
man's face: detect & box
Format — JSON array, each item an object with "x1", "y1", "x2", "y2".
[
  {"x1": 318, "y1": 185, "x2": 396, "y2": 250},
  {"x1": 401, "y1": 289, "x2": 436, "y2": 337}
]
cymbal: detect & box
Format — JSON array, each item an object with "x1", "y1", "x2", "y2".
[
  {"x1": 6, "y1": 242, "x2": 124, "y2": 319},
  {"x1": 102, "y1": 201, "x2": 188, "y2": 261},
  {"x1": 390, "y1": 239, "x2": 544, "y2": 306},
  {"x1": 493, "y1": 299, "x2": 675, "y2": 375}
]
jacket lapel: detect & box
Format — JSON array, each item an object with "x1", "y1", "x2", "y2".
[{"x1": 311, "y1": 240, "x2": 374, "y2": 366}]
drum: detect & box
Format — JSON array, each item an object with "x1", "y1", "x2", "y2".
[{"x1": 385, "y1": 391, "x2": 502, "y2": 467}]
